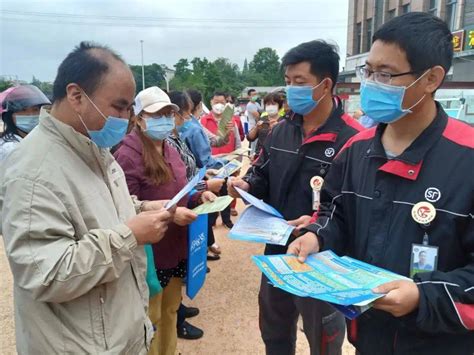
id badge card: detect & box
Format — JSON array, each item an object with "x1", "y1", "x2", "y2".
[
  {"x1": 410, "y1": 243, "x2": 438, "y2": 278},
  {"x1": 312, "y1": 190, "x2": 320, "y2": 211}
]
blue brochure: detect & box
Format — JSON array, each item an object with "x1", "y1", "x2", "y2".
[
  {"x1": 186, "y1": 214, "x2": 208, "y2": 299},
  {"x1": 229, "y1": 188, "x2": 294, "y2": 245},
  {"x1": 166, "y1": 167, "x2": 206, "y2": 209},
  {"x1": 252, "y1": 250, "x2": 409, "y2": 318}
]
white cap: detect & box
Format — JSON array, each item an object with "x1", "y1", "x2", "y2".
[{"x1": 133, "y1": 86, "x2": 179, "y2": 115}]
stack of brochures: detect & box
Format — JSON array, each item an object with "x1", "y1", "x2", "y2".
[{"x1": 253, "y1": 250, "x2": 408, "y2": 319}]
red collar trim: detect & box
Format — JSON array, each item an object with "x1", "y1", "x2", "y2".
[
  {"x1": 303, "y1": 132, "x2": 338, "y2": 145},
  {"x1": 378, "y1": 159, "x2": 423, "y2": 181}
]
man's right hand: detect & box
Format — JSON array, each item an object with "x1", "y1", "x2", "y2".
[
  {"x1": 287, "y1": 232, "x2": 320, "y2": 263},
  {"x1": 126, "y1": 209, "x2": 172, "y2": 245},
  {"x1": 227, "y1": 177, "x2": 250, "y2": 198}
]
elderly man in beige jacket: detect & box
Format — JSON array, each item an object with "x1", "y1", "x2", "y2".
[{"x1": 0, "y1": 42, "x2": 173, "y2": 354}]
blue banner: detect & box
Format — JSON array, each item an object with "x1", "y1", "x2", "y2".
[{"x1": 186, "y1": 214, "x2": 208, "y2": 299}]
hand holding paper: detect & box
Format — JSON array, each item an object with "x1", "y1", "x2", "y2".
[
  {"x1": 165, "y1": 167, "x2": 207, "y2": 209},
  {"x1": 228, "y1": 188, "x2": 294, "y2": 245},
  {"x1": 192, "y1": 195, "x2": 234, "y2": 215}
]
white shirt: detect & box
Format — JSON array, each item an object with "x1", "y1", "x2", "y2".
[{"x1": 0, "y1": 134, "x2": 22, "y2": 162}]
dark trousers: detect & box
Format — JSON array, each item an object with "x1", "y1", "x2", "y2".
[
  {"x1": 259, "y1": 275, "x2": 346, "y2": 355},
  {"x1": 207, "y1": 217, "x2": 215, "y2": 247},
  {"x1": 208, "y1": 183, "x2": 232, "y2": 225}
]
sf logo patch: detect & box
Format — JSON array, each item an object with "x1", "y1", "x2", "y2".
[
  {"x1": 425, "y1": 187, "x2": 441, "y2": 203},
  {"x1": 325, "y1": 148, "x2": 335, "y2": 158}
]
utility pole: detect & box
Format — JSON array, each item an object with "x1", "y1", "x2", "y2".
[{"x1": 140, "y1": 40, "x2": 145, "y2": 90}]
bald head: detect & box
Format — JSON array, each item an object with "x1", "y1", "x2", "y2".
[{"x1": 52, "y1": 41, "x2": 133, "y2": 102}]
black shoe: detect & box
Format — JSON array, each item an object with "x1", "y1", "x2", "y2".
[
  {"x1": 207, "y1": 253, "x2": 221, "y2": 261},
  {"x1": 182, "y1": 305, "x2": 200, "y2": 319},
  {"x1": 177, "y1": 321, "x2": 204, "y2": 340},
  {"x1": 206, "y1": 267, "x2": 210, "y2": 273},
  {"x1": 223, "y1": 221, "x2": 234, "y2": 229}
]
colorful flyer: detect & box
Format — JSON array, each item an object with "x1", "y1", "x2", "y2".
[
  {"x1": 252, "y1": 250, "x2": 409, "y2": 318},
  {"x1": 214, "y1": 159, "x2": 242, "y2": 179},
  {"x1": 192, "y1": 195, "x2": 234, "y2": 215}
]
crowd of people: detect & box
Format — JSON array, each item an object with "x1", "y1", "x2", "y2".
[{"x1": 0, "y1": 11, "x2": 473, "y2": 355}]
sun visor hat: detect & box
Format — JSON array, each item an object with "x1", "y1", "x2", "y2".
[{"x1": 1, "y1": 85, "x2": 51, "y2": 113}]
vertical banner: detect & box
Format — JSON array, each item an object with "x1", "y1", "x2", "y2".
[{"x1": 186, "y1": 214, "x2": 208, "y2": 299}]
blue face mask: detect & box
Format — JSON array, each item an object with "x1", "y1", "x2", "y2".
[
  {"x1": 360, "y1": 71, "x2": 428, "y2": 124},
  {"x1": 286, "y1": 80, "x2": 327, "y2": 115},
  {"x1": 177, "y1": 119, "x2": 193, "y2": 134},
  {"x1": 78, "y1": 91, "x2": 129, "y2": 148},
  {"x1": 15, "y1": 114, "x2": 39, "y2": 133},
  {"x1": 144, "y1": 116, "x2": 175, "y2": 141}
]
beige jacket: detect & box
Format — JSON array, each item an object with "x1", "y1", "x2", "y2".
[{"x1": 0, "y1": 108, "x2": 153, "y2": 354}]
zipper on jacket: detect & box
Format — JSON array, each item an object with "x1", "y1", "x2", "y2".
[{"x1": 99, "y1": 295, "x2": 109, "y2": 350}]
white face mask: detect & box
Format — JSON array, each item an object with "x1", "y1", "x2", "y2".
[
  {"x1": 212, "y1": 103, "x2": 225, "y2": 115},
  {"x1": 265, "y1": 105, "x2": 279, "y2": 116}
]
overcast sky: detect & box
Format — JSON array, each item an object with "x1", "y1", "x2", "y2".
[{"x1": 0, "y1": 0, "x2": 349, "y2": 82}]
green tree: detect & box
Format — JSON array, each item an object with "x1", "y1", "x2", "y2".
[
  {"x1": 249, "y1": 48, "x2": 285, "y2": 86},
  {"x1": 129, "y1": 64, "x2": 166, "y2": 93},
  {"x1": 31, "y1": 76, "x2": 53, "y2": 99},
  {"x1": 0, "y1": 79, "x2": 14, "y2": 92},
  {"x1": 243, "y1": 58, "x2": 249, "y2": 74}
]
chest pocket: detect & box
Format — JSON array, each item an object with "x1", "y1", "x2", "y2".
[{"x1": 108, "y1": 164, "x2": 135, "y2": 222}]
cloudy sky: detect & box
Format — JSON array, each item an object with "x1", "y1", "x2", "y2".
[{"x1": 0, "y1": 0, "x2": 349, "y2": 82}]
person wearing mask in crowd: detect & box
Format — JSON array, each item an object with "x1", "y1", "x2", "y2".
[
  {"x1": 246, "y1": 88, "x2": 262, "y2": 155},
  {"x1": 0, "y1": 85, "x2": 51, "y2": 161},
  {"x1": 183, "y1": 89, "x2": 231, "y2": 256},
  {"x1": 183, "y1": 89, "x2": 231, "y2": 169},
  {"x1": 201, "y1": 91, "x2": 241, "y2": 229},
  {"x1": 289, "y1": 13, "x2": 474, "y2": 355},
  {"x1": 114, "y1": 86, "x2": 212, "y2": 355},
  {"x1": 229, "y1": 40, "x2": 364, "y2": 355},
  {"x1": 246, "y1": 92, "x2": 283, "y2": 158},
  {"x1": 167, "y1": 89, "x2": 220, "y2": 339},
  {"x1": 0, "y1": 42, "x2": 173, "y2": 354}
]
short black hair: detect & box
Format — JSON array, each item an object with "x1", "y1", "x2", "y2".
[
  {"x1": 186, "y1": 89, "x2": 202, "y2": 111},
  {"x1": 373, "y1": 12, "x2": 453, "y2": 75},
  {"x1": 186, "y1": 89, "x2": 202, "y2": 109},
  {"x1": 168, "y1": 91, "x2": 191, "y2": 114},
  {"x1": 53, "y1": 41, "x2": 125, "y2": 101},
  {"x1": 212, "y1": 91, "x2": 227, "y2": 99},
  {"x1": 281, "y1": 40, "x2": 340, "y2": 89},
  {"x1": 247, "y1": 89, "x2": 256, "y2": 96}
]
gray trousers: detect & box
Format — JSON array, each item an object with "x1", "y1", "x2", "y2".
[{"x1": 259, "y1": 274, "x2": 346, "y2": 355}]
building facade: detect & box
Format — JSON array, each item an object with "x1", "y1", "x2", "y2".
[{"x1": 338, "y1": 0, "x2": 474, "y2": 123}]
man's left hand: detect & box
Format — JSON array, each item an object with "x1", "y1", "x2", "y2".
[
  {"x1": 288, "y1": 215, "x2": 312, "y2": 234},
  {"x1": 372, "y1": 280, "x2": 420, "y2": 317}
]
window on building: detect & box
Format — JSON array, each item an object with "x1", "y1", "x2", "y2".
[
  {"x1": 356, "y1": 22, "x2": 362, "y2": 54},
  {"x1": 428, "y1": 0, "x2": 438, "y2": 15},
  {"x1": 402, "y1": 4, "x2": 411, "y2": 14},
  {"x1": 387, "y1": 9, "x2": 396, "y2": 20},
  {"x1": 366, "y1": 18, "x2": 373, "y2": 52},
  {"x1": 446, "y1": 0, "x2": 457, "y2": 31}
]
